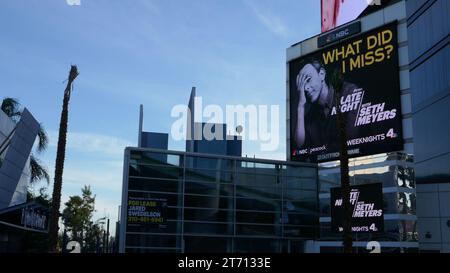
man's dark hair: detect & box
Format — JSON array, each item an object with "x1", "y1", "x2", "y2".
[
  {"x1": 308, "y1": 58, "x2": 325, "y2": 73},
  {"x1": 297, "y1": 57, "x2": 329, "y2": 85}
]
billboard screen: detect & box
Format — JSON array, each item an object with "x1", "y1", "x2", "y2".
[
  {"x1": 289, "y1": 22, "x2": 403, "y2": 163},
  {"x1": 330, "y1": 183, "x2": 384, "y2": 233},
  {"x1": 322, "y1": 0, "x2": 372, "y2": 33}
]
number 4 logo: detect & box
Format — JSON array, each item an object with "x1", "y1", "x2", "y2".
[{"x1": 387, "y1": 128, "x2": 397, "y2": 138}]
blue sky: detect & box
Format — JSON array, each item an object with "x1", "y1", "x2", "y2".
[{"x1": 0, "y1": 0, "x2": 320, "y2": 233}]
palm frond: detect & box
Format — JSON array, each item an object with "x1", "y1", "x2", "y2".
[
  {"x1": 36, "y1": 123, "x2": 49, "y2": 153},
  {"x1": 1, "y1": 98, "x2": 21, "y2": 119},
  {"x1": 30, "y1": 154, "x2": 50, "y2": 184}
]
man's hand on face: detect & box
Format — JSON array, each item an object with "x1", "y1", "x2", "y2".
[{"x1": 297, "y1": 71, "x2": 308, "y2": 108}]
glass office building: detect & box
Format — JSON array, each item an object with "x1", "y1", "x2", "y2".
[
  {"x1": 119, "y1": 148, "x2": 319, "y2": 253},
  {"x1": 406, "y1": 0, "x2": 450, "y2": 252},
  {"x1": 285, "y1": 0, "x2": 421, "y2": 252}
]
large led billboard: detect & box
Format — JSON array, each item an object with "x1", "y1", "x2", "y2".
[
  {"x1": 321, "y1": 0, "x2": 373, "y2": 33},
  {"x1": 289, "y1": 22, "x2": 403, "y2": 163}
]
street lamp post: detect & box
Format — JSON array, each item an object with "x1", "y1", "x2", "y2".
[{"x1": 106, "y1": 218, "x2": 110, "y2": 253}]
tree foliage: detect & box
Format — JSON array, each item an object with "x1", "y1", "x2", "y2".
[
  {"x1": 27, "y1": 187, "x2": 52, "y2": 207},
  {"x1": 61, "y1": 185, "x2": 104, "y2": 252},
  {"x1": 1, "y1": 97, "x2": 21, "y2": 121},
  {"x1": 62, "y1": 185, "x2": 95, "y2": 242},
  {"x1": 36, "y1": 123, "x2": 49, "y2": 153},
  {"x1": 30, "y1": 155, "x2": 50, "y2": 184}
]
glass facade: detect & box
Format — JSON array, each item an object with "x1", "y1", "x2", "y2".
[
  {"x1": 318, "y1": 152, "x2": 419, "y2": 252},
  {"x1": 120, "y1": 148, "x2": 319, "y2": 253},
  {"x1": 406, "y1": 0, "x2": 450, "y2": 253}
]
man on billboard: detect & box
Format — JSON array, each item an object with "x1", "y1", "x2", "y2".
[{"x1": 294, "y1": 57, "x2": 360, "y2": 152}]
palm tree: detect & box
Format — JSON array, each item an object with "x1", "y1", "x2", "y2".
[
  {"x1": 1, "y1": 98, "x2": 50, "y2": 184},
  {"x1": 1, "y1": 98, "x2": 21, "y2": 121},
  {"x1": 48, "y1": 65, "x2": 79, "y2": 252},
  {"x1": 30, "y1": 124, "x2": 50, "y2": 183},
  {"x1": 329, "y1": 69, "x2": 353, "y2": 253}
]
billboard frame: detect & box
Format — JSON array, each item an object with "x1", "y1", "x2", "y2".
[{"x1": 287, "y1": 20, "x2": 404, "y2": 163}]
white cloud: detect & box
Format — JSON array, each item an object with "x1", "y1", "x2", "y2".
[
  {"x1": 245, "y1": 0, "x2": 289, "y2": 38},
  {"x1": 48, "y1": 131, "x2": 133, "y2": 156},
  {"x1": 62, "y1": 166, "x2": 122, "y2": 191}
]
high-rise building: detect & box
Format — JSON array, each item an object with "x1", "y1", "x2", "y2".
[
  {"x1": 185, "y1": 87, "x2": 242, "y2": 158},
  {"x1": 287, "y1": 0, "x2": 449, "y2": 252},
  {"x1": 287, "y1": 0, "x2": 419, "y2": 252},
  {"x1": 0, "y1": 108, "x2": 40, "y2": 208},
  {"x1": 406, "y1": 0, "x2": 450, "y2": 253}
]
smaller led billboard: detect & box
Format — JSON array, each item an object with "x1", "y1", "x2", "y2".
[{"x1": 331, "y1": 183, "x2": 384, "y2": 233}]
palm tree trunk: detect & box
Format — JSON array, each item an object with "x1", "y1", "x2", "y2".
[
  {"x1": 336, "y1": 103, "x2": 353, "y2": 253},
  {"x1": 331, "y1": 69, "x2": 353, "y2": 253},
  {"x1": 48, "y1": 65, "x2": 78, "y2": 252}
]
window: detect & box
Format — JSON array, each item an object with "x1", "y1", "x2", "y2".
[
  {"x1": 184, "y1": 195, "x2": 233, "y2": 210},
  {"x1": 185, "y1": 181, "x2": 233, "y2": 196},
  {"x1": 129, "y1": 177, "x2": 180, "y2": 193}
]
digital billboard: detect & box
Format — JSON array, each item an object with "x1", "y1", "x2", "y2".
[
  {"x1": 322, "y1": 0, "x2": 374, "y2": 33},
  {"x1": 289, "y1": 22, "x2": 403, "y2": 163},
  {"x1": 330, "y1": 183, "x2": 384, "y2": 233}
]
